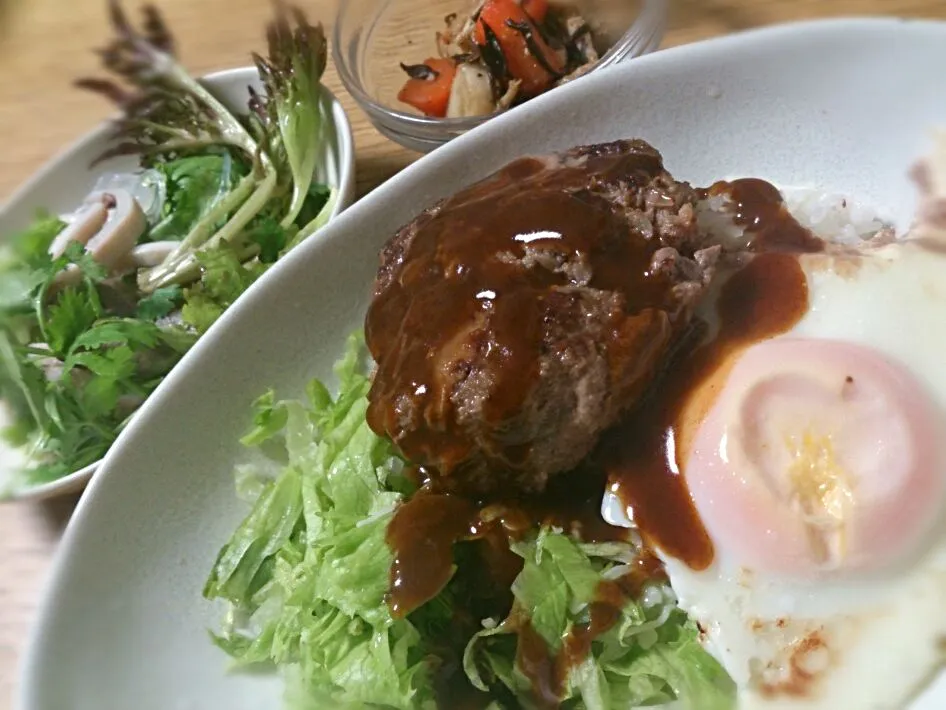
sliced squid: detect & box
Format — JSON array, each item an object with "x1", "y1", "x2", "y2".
[{"x1": 49, "y1": 188, "x2": 150, "y2": 288}]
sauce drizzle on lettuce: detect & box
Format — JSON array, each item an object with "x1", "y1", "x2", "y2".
[{"x1": 203, "y1": 334, "x2": 736, "y2": 709}]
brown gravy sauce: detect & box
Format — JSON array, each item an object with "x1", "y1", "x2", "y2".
[
  {"x1": 386, "y1": 491, "x2": 480, "y2": 618},
  {"x1": 603, "y1": 251, "x2": 810, "y2": 571},
  {"x1": 599, "y1": 177, "x2": 816, "y2": 572},
  {"x1": 706, "y1": 178, "x2": 825, "y2": 253},
  {"x1": 386, "y1": 469, "x2": 642, "y2": 709},
  {"x1": 387, "y1": 462, "x2": 630, "y2": 619},
  {"x1": 379, "y1": 168, "x2": 818, "y2": 707}
]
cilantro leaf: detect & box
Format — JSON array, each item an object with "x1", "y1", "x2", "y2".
[
  {"x1": 0, "y1": 330, "x2": 47, "y2": 437},
  {"x1": 69, "y1": 318, "x2": 161, "y2": 352},
  {"x1": 148, "y1": 154, "x2": 245, "y2": 242},
  {"x1": 180, "y1": 297, "x2": 224, "y2": 336},
  {"x1": 2, "y1": 211, "x2": 66, "y2": 271},
  {"x1": 67, "y1": 348, "x2": 137, "y2": 380},
  {"x1": 0, "y1": 213, "x2": 67, "y2": 315},
  {"x1": 65, "y1": 348, "x2": 137, "y2": 418},
  {"x1": 294, "y1": 182, "x2": 332, "y2": 229},
  {"x1": 136, "y1": 285, "x2": 183, "y2": 321},
  {"x1": 60, "y1": 241, "x2": 108, "y2": 283},
  {"x1": 244, "y1": 214, "x2": 291, "y2": 264},
  {"x1": 43, "y1": 287, "x2": 101, "y2": 355}
]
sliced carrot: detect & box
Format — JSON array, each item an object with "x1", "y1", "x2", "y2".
[
  {"x1": 521, "y1": 0, "x2": 549, "y2": 23},
  {"x1": 397, "y1": 57, "x2": 458, "y2": 118},
  {"x1": 473, "y1": 0, "x2": 565, "y2": 98}
]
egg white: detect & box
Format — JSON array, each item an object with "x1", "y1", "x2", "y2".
[{"x1": 605, "y1": 240, "x2": 946, "y2": 708}]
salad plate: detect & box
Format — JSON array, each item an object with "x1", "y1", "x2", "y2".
[
  {"x1": 17, "y1": 16, "x2": 946, "y2": 710},
  {"x1": 0, "y1": 66, "x2": 355, "y2": 503}
]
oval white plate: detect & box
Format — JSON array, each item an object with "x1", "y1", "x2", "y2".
[
  {"x1": 0, "y1": 67, "x2": 355, "y2": 503},
  {"x1": 18, "y1": 18, "x2": 946, "y2": 710}
]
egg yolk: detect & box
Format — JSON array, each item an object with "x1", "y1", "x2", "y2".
[{"x1": 684, "y1": 338, "x2": 944, "y2": 579}]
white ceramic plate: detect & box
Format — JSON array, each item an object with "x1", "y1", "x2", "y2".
[
  {"x1": 17, "y1": 18, "x2": 946, "y2": 710},
  {"x1": 0, "y1": 67, "x2": 355, "y2": 503}
]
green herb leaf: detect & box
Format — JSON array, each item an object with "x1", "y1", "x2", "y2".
[
  {"x1": 244, "y1": 214, "x2": 291, "y2": 264},
  {"x1": 148, "y1": 154, "x2": 245, "y2": 242},
  {"x1": 43, "y1": 287, "x2": 101, "y2": 355},
  {"x1": 60, "y1": 241, "x2": 108, "y2": 283},
  {"x1": 1, "y1": 211, "x2": 66, "y2": 271},
  {"x1": 181, "y1": 245, "x2": 265, "y2": 334},
  {"x1": 0, "y1": 329, "x2": 47, "y2": 437},
  {"x1": 294, "y1": 182, "x2": 332, "y2": 229},
  {"x1": 66, "y1": 346, "x2": 136, "y2": 380},
  {"x1": 74, "y1": 319, "x2": 154, "y2": 349},
  {"x1": 68, "y1": 348, "x2": 136, "y2": 418},
  {"x1": 136, "y1": 285, "x2": 183, "y2": 321}
]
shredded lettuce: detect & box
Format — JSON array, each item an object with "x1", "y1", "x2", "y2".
[
  {"x1": 205, "y1": 334, "x2": 737, "y2": 709},
  {"x1": 204, "y1": 333, "x2": 435, "y2": 709},
  {"x1": 464, "y1": 532, "x2": 735, "y2": 709}
]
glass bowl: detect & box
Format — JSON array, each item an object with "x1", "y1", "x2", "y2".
[{"x1": 334, "y1": 0, "x2": 669, "y2": 153}]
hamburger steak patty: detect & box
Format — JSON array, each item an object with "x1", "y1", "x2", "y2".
[{"x1": 364, "y1": 139, "x2": 720, "y2": 495}]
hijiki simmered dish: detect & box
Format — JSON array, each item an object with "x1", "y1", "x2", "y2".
[
  {"x1": 397, "y1": 0, "x2": 620, "y2": 118},
  {"x1": 205, "y1": 136, "x2": 946, "y2": 709}
]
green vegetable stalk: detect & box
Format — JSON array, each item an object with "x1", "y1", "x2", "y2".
[
  {"x1": 77, "y1": 1, "x2": 333, "y2": 294},
  {"x1": 252, "y1": 4, "x2": 329, "y2": 229}
]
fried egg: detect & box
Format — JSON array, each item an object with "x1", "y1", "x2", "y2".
[{"x1": 603, "y1": 145, "x2": 946, "y2": 708}]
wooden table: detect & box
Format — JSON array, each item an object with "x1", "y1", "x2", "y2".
[{"x1": 2, "y1": 0, "x2": 945, "y2": 705}]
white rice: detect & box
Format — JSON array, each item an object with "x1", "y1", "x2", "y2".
[
  {"x1": 780, "y1": 186, "x2": 889, "y2": 244},
  {"x1": 695, "y1": 184, "x2": 891, "y2": 248}
]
